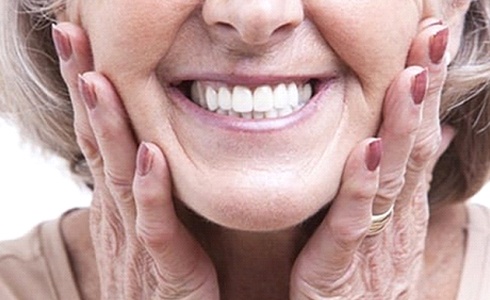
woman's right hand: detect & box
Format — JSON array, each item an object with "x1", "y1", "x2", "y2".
[{"x1": 52, "y1": 23, "x2": 219, "y2": 299}]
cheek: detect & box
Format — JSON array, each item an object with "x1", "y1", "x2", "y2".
[
  {"x1": 82, "y1": 0, "x2": 200, "y2": 79},
  {"x1": 307, "y1": 0, "x2": 420, "y2": 94}
]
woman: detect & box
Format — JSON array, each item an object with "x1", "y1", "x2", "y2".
[{"x1": 1, "y1": 0, "x2": 490, "y2": 298}]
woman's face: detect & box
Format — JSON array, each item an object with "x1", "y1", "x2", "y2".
[{"x1": 75, "y1": 0, "x2": 440, "y2": 230}]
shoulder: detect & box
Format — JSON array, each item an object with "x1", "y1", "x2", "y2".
[
  {"x1": 0, "y1": 223, "x2": 54, "y2": 299},
  {"x1": 0, "y1": 218, "x2": 78, "y2": 300},
  {"x1": 466, "y1": 203, "x2": 490, "y2": 231},
  {"x1": 456, "y1": 203, "x2": 490, "y2": 300}
]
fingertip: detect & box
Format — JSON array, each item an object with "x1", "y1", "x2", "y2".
[
  {"x1": 411, "y1": 67, "x2": 428, "y2": 105},
  {"x1": 366, "y1": 138, "x2": 383, "y2": 172},
  {"x1": 338, "y1": 138, "x2": 381, "y2": 207},
  {"x1": 134, "y1": 143, "x2": 178, "y2": 251},
  {"x1": 136, "y1": 142, "x2": 154, "y2": 177},
  {"x1": 134, "y1": 142, "x2": 172, "y2": 205},
  {"x1": 51, "y1": 24, "x2": 73, "y2": 61}
]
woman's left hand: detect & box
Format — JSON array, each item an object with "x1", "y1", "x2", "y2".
[{"x1": 290, "y1": 20, "x2": 454, "y2": 299}]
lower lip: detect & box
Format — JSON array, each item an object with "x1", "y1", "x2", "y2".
[{"x1": 165, "y1": 78, "x2": 337, "y2": 133}]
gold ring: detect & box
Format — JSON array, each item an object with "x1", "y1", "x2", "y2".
[{"x1": 367, "y1": 205, "x2": 394, "y2": 236}]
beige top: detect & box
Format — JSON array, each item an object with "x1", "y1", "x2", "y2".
[{"x1": 0, "y1": 204, "x2": 489, "y2": 299}]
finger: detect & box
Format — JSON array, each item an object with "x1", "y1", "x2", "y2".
[
  {"x1": 406, "y1": 22, "x2": 449, "y2": 163},
  {"x1": 372, "y1": 67, "x2": 426, "y2": 214},
  {"x1": 396, "y1": 23, "x2": 450, "y2": 210},
  {"x1": 408, "y1": 21, "x2": 449, "y2": 131},
  {"x1": 426, "y1": 125, "x2": 456, "y2": 178},
  {"x1": 133, "y1": 143, "x2": 219, "y2": 298},
  {"x1": 51, "y1": 23, "x2": 96, "y2": 162},
  {"x1": 290, "y1": 139, "x2": 380, "y2": 298},
  {"x1": 80, "y1": 72, "x2": 138, "y2": 226}
]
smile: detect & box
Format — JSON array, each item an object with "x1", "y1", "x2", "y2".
[
  {"x1": 170, "y1": 77, "x2": 334, "y2": 122},
  {"x1": 188, "y1": 81, "x2": 313, "y2": 119}
]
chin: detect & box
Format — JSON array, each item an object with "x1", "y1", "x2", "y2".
[{"x1": 171, "y1": 163, "x2": 341, "y2": 232}]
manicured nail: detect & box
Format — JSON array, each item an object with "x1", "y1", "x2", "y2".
[
  {"x1": 366, "y1": 139, "x2": 382, "y2": 172},
  {"x1": 137, "y1": 142, "x2": 154, "y2": 176},
  {"x1": 429, "y1": 27, "x2": 449, "y2": 64},
  {"x1": 78, "y1": 74, "x2": 97, "y2": 110},
  {"x1": 51, "y1": 24, "x2": 72, "y2": 61},
  {"x1": 411, "y1": 69, "x2": 428, "y2": 105}
]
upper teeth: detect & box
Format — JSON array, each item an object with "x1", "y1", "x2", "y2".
[{"x1": 190, "y1": 82, "x2": 313, "y2": 119}]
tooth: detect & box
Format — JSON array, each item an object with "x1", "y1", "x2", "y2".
[
  {"x1": 232, "y1": 86, "x2": 253, "y2": 113},
  {"x1": 241, "y1": 112, "x2": 253, "y2": 119},
  {"x1": 191, "y1": 82, "x2": 207, "y2": 108},
  {"x1": 278, "y1": 106, "x2": 293, "y2": 117},
  {"x1": 205, "y1": 86, "x2": 218, "y2": 111},
  {"x1": 216, "y1": 108, "x2": 227, "y2": 115},
  {"x1": 300, "y1": 83, "x2": 313, "y2": 103},
  {"x1": 287, "y1": 83, "x2": 299, "y2": 107},
  {"x1": 218, "y1": 86, "x2": 232, "y2": 110},
  {"x1": 229, "y1": 110, "x2": 240, "y2": 117},
  {"x1": 253, "y1": 111, "x2": 265, "y2": 119},
  {"x1": 265, "y1": 109, "x2": 279, "y2": 119},
  {"x1": 273, "y1": 84, "x2": 288, "y2": 109},
  {"x1": 253, "y1": 85, "x2": 274, "y2": 112},
  {"x1": 197, "y1": 82, "x2": 208, "y2": 108}
]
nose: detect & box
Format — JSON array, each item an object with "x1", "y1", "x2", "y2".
[{"x1": 202, "y1": 0, "x2": 304, "y2": 46}]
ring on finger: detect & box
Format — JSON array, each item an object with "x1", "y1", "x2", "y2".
[{"x1": 367, "y1": 205, "x2": 394, "y2": 236}]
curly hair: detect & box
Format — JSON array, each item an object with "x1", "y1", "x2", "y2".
[{"x1": 1, "y1": 0, "x2": 490, "y2": 206}]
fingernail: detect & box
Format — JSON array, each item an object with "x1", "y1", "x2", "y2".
[
  {"x1": 429, "y1": 27, "x2": 449, "y2": 64},
  {"x1": 51, "y1": 24, "x2": 72, "y2": 61},
  {"x1": 137, "y1": 142, "x2": 154, "y2": 176},
  {"x1": 366, "y1": 139, "x2": 382, "y2": 172},
  {"x1": 411, "y1": 68, "x2": 428, "y2": 105},
  {"x1": 78, "y1": 74, "x2": 97, "y2": 110}
]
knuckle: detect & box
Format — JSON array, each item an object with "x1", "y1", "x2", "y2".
[
  {"x1": 99, "y1": 212, "x2": 127, "y2": 257},
  {"x1": 104, "y1": 169, "x2": 133, "y2": 194},
  {"x1": 377, "y1": 174, "x2": 405, "y2": 202},
  {"x1": 292, "y1": 262, "x2": 357, "y2": 299},
  {"x1": 96, "y1": 125, "x2": 119, "y2": 144},
  {"x1": 75, "y1": 128, "x2": 98, "y2": 157},
  {"x1": 328, "y1": 219, "x2": 368, "y2": 250},
  {"x1": 409, "y1": 131, "x2": 441, "y2": 171},
  {"x1": 136, "y1": 221, "x2": 177, "y2": 251}
]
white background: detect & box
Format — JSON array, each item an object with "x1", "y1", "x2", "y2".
[{"x1": 0, "y1": 119, "x2": 489, "y2": 241}]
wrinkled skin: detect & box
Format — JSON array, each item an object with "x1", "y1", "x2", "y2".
[
  {"x1": 57, "y1": 0, "x2": 468, "y2": 230},
  {"x1": 52, "y1": 0, "x2": 470, "y2": 298}
]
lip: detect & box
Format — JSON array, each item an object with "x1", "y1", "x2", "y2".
[{"x1": 164, "y1": 75, "x2": 338, "y2": 132}]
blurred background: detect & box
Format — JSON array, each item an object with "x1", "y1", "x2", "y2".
[{"x1": 0, "y1": 118, "x2": 489, "y2": 241}]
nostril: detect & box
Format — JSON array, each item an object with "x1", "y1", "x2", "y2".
[
  {"x1": 216, "y1": 22, "x2": 235, "y2": 31},
  {"x1": 272, "y1": 23, "x2": 296, "y2": 37}
]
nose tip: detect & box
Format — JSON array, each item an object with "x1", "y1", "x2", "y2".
[{"x1": 203, "y1": 0, "x2": 304, "y2": 46}]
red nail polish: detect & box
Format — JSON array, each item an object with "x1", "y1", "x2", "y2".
[
  {"x1": 51, "y1": 24, "x2": 73, "y2": 61},
  {"x1": 411, "y1": 69, "x2": 428, "y2": 105},
  {"x1": 78, "y1": 75, "x2": 97, "y2": 110},
  {"x1": 137, "y1": 142, "x2": 154, "y2": 176},
  {"x1": 366, "y1": 139, "x2": 382, "y2": 172},
  {"x1": 429, "y1": 27, "x2": 449, "y2": 64}
]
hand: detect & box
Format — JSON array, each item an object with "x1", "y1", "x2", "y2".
[
  {"x1": 52, "y1": 23, "x2": 219, "y2": 299},
  {"x1": 290, "y1": 19, "x2": 454, "y2": 299}
]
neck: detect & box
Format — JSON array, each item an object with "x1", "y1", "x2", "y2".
[
  {"x1": 61, "y1": 202, "x2": 467, "y2": 300},
  {"x1": 176, "y1": 202, "x2": 320, "y2": 300}
]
